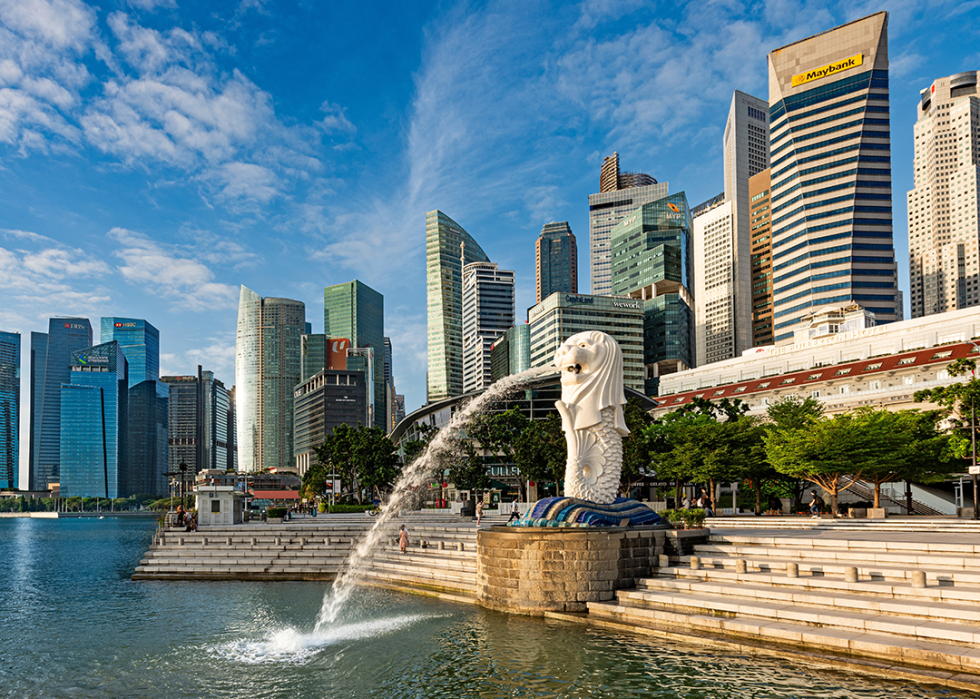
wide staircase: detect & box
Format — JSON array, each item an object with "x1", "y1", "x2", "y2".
[
  {"x1": 133, "y1": 514, "x2": 479, "y2": 599},
  {"x1": 587, "y1": 529, "x2": 980, "y2": 689},
  {"x1": 707, "y1": 516, "x2": 980, "y2": 533}
]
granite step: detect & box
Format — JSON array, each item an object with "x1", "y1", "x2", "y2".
[
  {"x1": 708, "y1": 534, "x2": 980, "y2": 555},
  {"x1": 671, "y1": 554, "x2": 980, "y2": 585},
  {"x1": 654, "y1": 566, "x2": 980, "y2": 603},
  {"x1": 694, "y1": 543, "x2": 980, "y2": 571},
  {"x1": 636, "y1": 577, "x2": 980, "y2": 624},
  {"x1": 616, "y1": 586, "x2": 980, "y2": 647},
  {"x1": 586, "y1": 599, "x2": 980, "y2": 677}
]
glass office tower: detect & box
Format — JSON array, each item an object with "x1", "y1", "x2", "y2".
[
  {"x1": 536, "y1": 222, "x2": 578, "y2": 302},
  {"x1": 767, "y1": 12, "x2": 899, "y2": 343},
  {"x1": 425, "y1": 210, "x2": 490, "y2": 402},
  {"x1": 100, "y1": 318, "x2": 160, "y2": 387},
  {"x1": 235, "y1": 287, "x2": 305, "y2": 472},
  {"x1": 31, "y1": 317, "x2": 93, "y2": 491},
  {"x1": 324, "y1": 280, "x2": 385, "y2": 429},
  {"x1": 60, "y1": 342, "x2": 128, "y2": 498},
  {"x1": 610, "y1": 194, "x2": 695, "y2": 393},
  {"x1": 0, "y1": 331, "x2": 19, "y2": 490}
]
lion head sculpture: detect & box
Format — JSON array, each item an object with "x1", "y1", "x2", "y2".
[{"x1": 553, "y1": 331, "x2": 629, "y2": 436}]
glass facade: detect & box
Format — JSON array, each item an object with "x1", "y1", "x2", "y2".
[
  {"x1": 767, "y1": 13, "x2": 899, "y2": 342},
  {"x1": 301, "y1": 333, "x2": 327, "y2": 382},
  {"x1": 749, "y1": 168, "x2": 775, "y2": 346},
  {"x1": 461, "y1": 262, "x2": 515, "y2": 393},
  {"x1": 292, "y1": 369, "x2": 368, "y2": 474},
  {"x1": 161, "y1": 370, "x2": 231, "y2": 475},
  {"x1": 235, "y1": 287, "x2": 305, "y2": 472},
  {"x1": 490, "y1": 324, "x2": 531, "y2": 383},
  {"x1": 60, "y1": 342, "x2": 128, "y2": 498},
  {"x1": 536, "y1": 222, "x2": 578, "y2": 302},
  {"x1": 100, "y1": 318, "x2": 160, "y2": 388},
  {"x1": 425, "y1": 210, "x2": 490, "y2": 402},
  {"x1": 128, "y1": 379, "x2": 169, "y2": 496},
  {"x1": 32, "y1": 317, "x2": 93, "y2": 491},
  {"x1": 324, "y1": 280, "x2": 386, "y2": 429},
  {"x1": 609, "y1": 194, "x2": 696, "y2": 385},
  {"x1": 0, "y1": 331, "x2": 19, "y2": 489}
]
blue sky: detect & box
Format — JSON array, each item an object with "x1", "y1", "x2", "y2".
[{"x1": 3, "y1": 0, "x2": 980, "y2": 481}]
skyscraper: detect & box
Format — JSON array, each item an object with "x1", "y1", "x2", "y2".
[
  {"x1": 301, "y1": 333, "x2": 327, "y2": 382},
  {"x1": 693, "y1": 198, "x2": 737, "y2": 365},
  {"x1": 425, "y1": 210, "x2": 490, "y2": 402},
  {"x1": 161, "y1": 368, "x2": 230, "y2": 475},
  {"x1": 383, "y1": 336, "x2": 397, "y2": 430},
  {"x1": 908, "y1": 71, "x2": 980, "y2": 317},
  {"x1": 128, "y1": 379, "x2": 169, "y2": 496},
  {"x1": 31, "y1": 317, "x2": 92, "y2": 491},
  {"x1": 324, "y1": 280, "x2": 385, "y2": 429},
  {"x1": 489, "y1": 324, "x2": 530, "y2": 383},
  {"x1": 535, "y1": 222, "x2": 578, "y2": 303},
  {"x1": 0, "y1": 331, "x2": 19, "y2": 490},
  {"x1": 749, "y1": 168, "x2": 775, "y2": 346},
  {"x1": 235, "y1": 286, "x2": 305, "y2": 472},
  {"x1": 708, "y1": 90, "x2": 771, "y2": 363},
  {"x1": 767, "y1": 12, "x2": 900, "y2": 343},
  {"x1": 461, "y1": 261, "x2": 515, "y2": 393},
  {"x1": 60, "y1": 342, "x2": 128, "y2": 498},
  {"x1": 610, "y1": 194, "x2": 695, "y2": 393},
  {"x1": 589, "y1": 153, "x2": 668, "y2": 295},
  {"x1": 100, "y1": 318, "x2": 160, "y2": 387}
]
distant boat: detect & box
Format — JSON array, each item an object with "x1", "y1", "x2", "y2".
[{"x1": 99, "y1": 516, "x2": 105, "y2": 520}]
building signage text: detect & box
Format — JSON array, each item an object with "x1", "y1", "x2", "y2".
[
  {"x1": 792, "y1": 53, "x2": 863, "y2": 87},
  {"x1": 613, "y1": 301, "x2": 641, "y2": 309},
  {"x1": 565, "y1": 295, "x2": 594, "y2": 305},
  {"x1": 767, "y1": 325, "x2": 887, "y2": 356}
]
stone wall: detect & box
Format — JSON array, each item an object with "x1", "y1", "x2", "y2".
[{"x1": 476, "y1": 526, "x2": 666, "y2": 614}]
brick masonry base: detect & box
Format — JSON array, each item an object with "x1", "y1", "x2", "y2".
[{"x1": 477, "y1": 526, "x2": 667, "y2": 614}]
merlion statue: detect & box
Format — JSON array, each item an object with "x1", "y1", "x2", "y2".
[{"x1": 553, "y1": 331, "x2": 629, "y2": 504}]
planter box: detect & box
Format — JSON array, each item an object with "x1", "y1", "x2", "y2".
[
  {"x1": 868, "y1": 508, "x2": 887, "y2": 519},
  {"x1": 267, "y1": 517, "x2": 283, "y2": 524}
]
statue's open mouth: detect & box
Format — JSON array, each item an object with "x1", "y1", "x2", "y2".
[{"x1": 565, "y1": 363, "x2": 582, "y2": 374}]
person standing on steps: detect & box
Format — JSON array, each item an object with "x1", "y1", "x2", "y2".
[
  {"x1": 399, "y1": 525, "x2": 408, "y2": 553},
  {"x1": 475, "y1": 499, "x2": 485, "y2": 526},
  {"x1": 809, "y1": 490, "x2": 824, "y2": 518}
]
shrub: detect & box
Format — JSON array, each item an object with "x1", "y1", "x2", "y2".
[
  {"x1": 684, "y1": 508, "x2": 706, "y2": 529},
  {"x1": 327, "y1": 504, "x2": 375, "y2": 513},
  {"x1": 317, "y1": 502, "x2": 326, "y2": 513},
  {"x1": 266, "y1": 506, "x2": 288, "y2": 518}
]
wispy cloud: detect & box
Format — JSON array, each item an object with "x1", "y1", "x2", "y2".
[{"x1": 108, "y1": 226, "x2": 240, "y2": 310}]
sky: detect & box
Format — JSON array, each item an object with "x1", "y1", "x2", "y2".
[{"x1": 2, "y1": 0, "x2": 980, "y2": 483}]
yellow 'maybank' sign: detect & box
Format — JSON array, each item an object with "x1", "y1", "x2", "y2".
[{"x1": 792, "y1": 53, "x2": 863, "y2": 87}]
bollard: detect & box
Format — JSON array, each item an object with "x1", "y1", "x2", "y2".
[
  {"x1": 690, "y1": 556, "x2": 701, "y2": 570},
  {"x1": 250, "y1": 537, "x2": 256, "y2": 546},
  {"x1": 912, "y1": 570, "x2": 927, "y2": 588},
  {"x1": 226, "y1": 537, "x2": 231, "y2": 546},
  {"x1": 178, "y1": 537, "x2": 184, "y2": 546},
  {"x1": 275, "y1": 537, "x2": 282, "y2": 546},
  {"x1": 845, "y1": 566, "x2": 858, "y2": 583},
  {"x1": 658, "y1": 554, "x2": 670, "y2": 568},
  {"x1": 787, "y1": 562, "x2": 799, "y2": 578},
  {"x1": 324, "y1": 537, "x2": 330, "y2": 546},
  {"x1": 439, "y1": 541, "x2": 445, "y2": 550},
  {"x1": 202, "y1": 537, "x2": 208, "y2": 546},
  {"x1": 735, "y1": 559, "x2": 747, "y2": 574}
]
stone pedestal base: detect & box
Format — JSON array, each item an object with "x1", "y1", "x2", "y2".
[{"x1": 476, "y1": 526, "x2": 665, "y2": 614}]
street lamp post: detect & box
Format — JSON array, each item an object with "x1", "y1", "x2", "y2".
[{"x1": 179, "y1": 462, "x2": 188, "y2": 510}]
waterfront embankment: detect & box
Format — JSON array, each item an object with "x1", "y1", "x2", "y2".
[{"x1": 134, "y1": 513, "x2": 980, "y2": 693}]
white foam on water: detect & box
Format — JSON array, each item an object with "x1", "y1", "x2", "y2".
[{"x1": 211, "y1": 614, "x2": 435, "y2": 665}]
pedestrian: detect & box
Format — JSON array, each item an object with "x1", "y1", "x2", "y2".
[
  {"x1": 476, "y1": 498, "x2": 485, "y2": 526},
  {"x1": 399, "y1": 524, "x2": 408, "y2": 553},
  {"x1": 507, "y1": 499, "x2": 521, "y2": 523},
  {"x1": 809, "y1": 489, "x2": 824, "y2": 518},
  {"x1": 700, "y1": 489, "x2": 716, "y2": 517},
  {"x1": 681, "y1": 495, "x2": 691, "y2": 510}
]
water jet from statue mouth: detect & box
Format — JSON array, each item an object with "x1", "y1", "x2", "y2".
[{"x1": 565, "y1": 364, "x2": 581, "y2": 374}]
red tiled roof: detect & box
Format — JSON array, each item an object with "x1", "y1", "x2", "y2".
[
  {"x1": 658, "y1": 341, "x2": 976, "y2": 407},
  {"x1": 251, "y1": 490, "x2": 301, "y2": 500}
]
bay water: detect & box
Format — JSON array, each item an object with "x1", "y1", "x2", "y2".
[{"x1": 0, "y1": 517, "x2": 969, "y2": 698}]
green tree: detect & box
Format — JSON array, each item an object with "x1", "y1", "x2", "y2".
[
  {"x1": 355, "y1": 426, "x2": 401, "y2": 499},
  {"x1": 445, "y1": 440, "x2": 491, "y2": 493},
  {"x1": 764, "y1": 408, "x2": 907, "y2": 514},
  {"x1": 513, "y1": 413, "x2": 566, "y2": 495},
  {"x1": 915, "y1": 357, "x2": 979, "y2": 469},
  {"x1": 402, "y1": 422, "x2": 436, "y2": 466},
  {"x1": 468, "y1": 406, "x2": 530, "y2": 494},
  {"x1": 620, "y1": 398, "x2": 654, "y2": 497},
  {"x1": 765, "y1": 395, "x2": 825, "y2": 510}
]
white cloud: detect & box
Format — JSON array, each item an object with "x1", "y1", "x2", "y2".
[
  {"x1": 108, "y1": 227, "x2": 240, "y2": 310},
  {"x1": 126, "y1": 0, "x2": 177, "y2": 11}
]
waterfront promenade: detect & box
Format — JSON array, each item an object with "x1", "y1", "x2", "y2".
[{"x1": 135, "y1": 514, "x2": 980, "y2": 692}]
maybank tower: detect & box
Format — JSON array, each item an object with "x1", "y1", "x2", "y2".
[{"x1": 767, "y1": 12, "x2": 900, "y2": 343}]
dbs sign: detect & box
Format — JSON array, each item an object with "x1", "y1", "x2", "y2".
[{"x1": 328, "y1": 338, "x2": 350, "y2": 370}]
